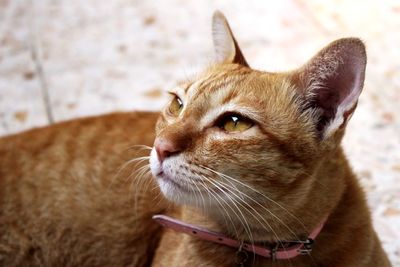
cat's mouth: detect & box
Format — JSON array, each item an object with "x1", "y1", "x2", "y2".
[
  {"x1": 150, "y1": 148, "x2": 221, "y2": 204},
  {"x1": 150, "y1": 148, "x2": 193, "y2": 197}
]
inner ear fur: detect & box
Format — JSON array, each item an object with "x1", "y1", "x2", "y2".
[
  {"x1": 212, "y1": 11, "x2": 249, "y2": 67},
  {"x1": 291, "y1": 38, "x2": 367, "y2": 139}
]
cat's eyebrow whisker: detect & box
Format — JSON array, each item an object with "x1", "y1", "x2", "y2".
[{"x1": 200, "y1": 165, "x2": 308, "y2": 233}]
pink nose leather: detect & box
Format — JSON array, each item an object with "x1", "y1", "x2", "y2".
[{"x1": 154, "y1": 138, "x2": 181, "y2": 162}]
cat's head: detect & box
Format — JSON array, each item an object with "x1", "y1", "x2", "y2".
[{"x1": 149, "y1": 11, "x2": 366, "y2": 239}]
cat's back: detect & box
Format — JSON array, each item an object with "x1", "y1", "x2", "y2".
[
  {"x1": 0, "y1": 112, "x2": 167, "y2": 267},
  {"x1": 0, "y1": 111, "x2": 159, "y2": 157}
]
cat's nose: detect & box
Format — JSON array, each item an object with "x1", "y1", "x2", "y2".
[{"x1": 154, "y1": 138, "x2": 181, "y2": 163}]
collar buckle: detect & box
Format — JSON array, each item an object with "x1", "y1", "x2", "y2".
[
  {"x1": 235, "y1": 241, "x2": 248, "y2": 266},
  {"x1": 270, "y1": 243, "x2": 279, "y2": 262},
  {"x1": 297, "y1": 238, "x2": 314, "y2": 255}
]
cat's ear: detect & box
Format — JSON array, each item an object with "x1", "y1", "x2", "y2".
[
  {"x1": 212, "y1": 11, "x2": 249, "y2": 67},
  {"x1": 292, "y1": 38, "x2": 367, "y2": 139}
]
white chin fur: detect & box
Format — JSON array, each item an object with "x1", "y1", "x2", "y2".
[{"x1": 157, "y1": 176, "x2": 202, "y2": 206}]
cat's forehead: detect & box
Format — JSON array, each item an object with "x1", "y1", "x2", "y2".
[
  {"x1": 170, "y1": 65, "x2": 299, "y2": 127},
  {"x1": 173, "y1": 65, "x2": 250, "y2": 98},
  {"x1": 177, "y1": 66, "x2": 262, "y2": 105}
]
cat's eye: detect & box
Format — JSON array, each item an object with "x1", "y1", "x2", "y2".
[
  {"x1": 218, "y1": 114, "x2": 253, "y2": 133},
  {"x1": 168, "y1": 95, "x2": 184, "y2": 116}
]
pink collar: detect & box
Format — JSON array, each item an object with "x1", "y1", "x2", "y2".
[{"x1": 153, "y1": 214, "x2": 327, "y2": 261}]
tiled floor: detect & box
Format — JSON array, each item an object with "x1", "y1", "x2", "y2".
[{"x1": 0, "y1": 0, "x2": 399, "y2": 264}]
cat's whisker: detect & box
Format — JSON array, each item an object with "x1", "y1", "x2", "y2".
[
  {"x1": 124, "y1": 144, "x2": 153, "y2": 151},
  {"x1": 124, "y1": 156, "x2": 151, "y2": 169},
  {"x1": 202, "y1": 188, "x2": 258, "y2": 265},
  {"x1": 212, "y1": 175, "x2": 301, "y2": 242},
  {"x1": 185, "y1": 174, "x2": 251, "y2": 242},
  {"x1": 195, "y1": 174, "x2": 258, "y2": 264},
  {"x1": 128, "y1": 162, "x2": 151, "y2": 183},
  {"x1": 191, "y1": 176, "x2": 208, "y2": 214},
  {"x1": 187, "y1": 177, "x2": 203, "y2": 213},
  {"x1": 200, "y1": 174, "x2": 298, "y2": 266},
  {"x1": 199, "y1": 184, "x2": 230, "y2": 230},
  {"x1": 126, "y1": 163, "x2": 150, "y2": 201},
  {"x1": 107, "y1": 154, "x2": 151, "y2": 194},
  {"x1": 219, "y1": 178, "x2": 313, "y2": 265},
  {"x1": 204, "y1": 176, "x2": 283, "y2": 242},
  {"x1": 197, "y1": 165, "x2": 311, "y2": 265},
  {"x1": 137, "y1": 170, "x2": 157, "y2": 212},
  {"x1": 154, "y1": 193, "x2": 167, "y2": 212},
  {"x1": 210, "y1": 178, "x2": 298, "y2": 264},
  {"x1": 197, "y1": 174, "x2": 256, "y2": 254},
  {"x1": 200, "y1": 165, "x2": 308, "y2": 233},
  {"x1": 222, "y1": 175, "x2": 245, "y2": 202},
  {"x1": 129, "y1": 164, "x2": 152, "y2": 215},
  {"x1": 194, "y1": 174, "x2": 241, "y2": 240}
]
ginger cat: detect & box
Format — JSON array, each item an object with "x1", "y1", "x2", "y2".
[{"x1": 0, "y1": 11, "x2": 391, "y2": 267}]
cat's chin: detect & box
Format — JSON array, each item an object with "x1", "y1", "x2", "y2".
[{"x1": 156, "y1": 175, "x2": 200, "y2": 206}]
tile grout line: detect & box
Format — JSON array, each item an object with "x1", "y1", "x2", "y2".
[
  {"x1": 30, "y1": 43, "x2": 54, "y2": 125},
  {"x1": 29, "y1": 0, "x2": 54, "y2": 125}
]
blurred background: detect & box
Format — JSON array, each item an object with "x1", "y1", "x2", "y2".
[{"x1": 0, "y1": 0, "x2": 399, "y2": 264}]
